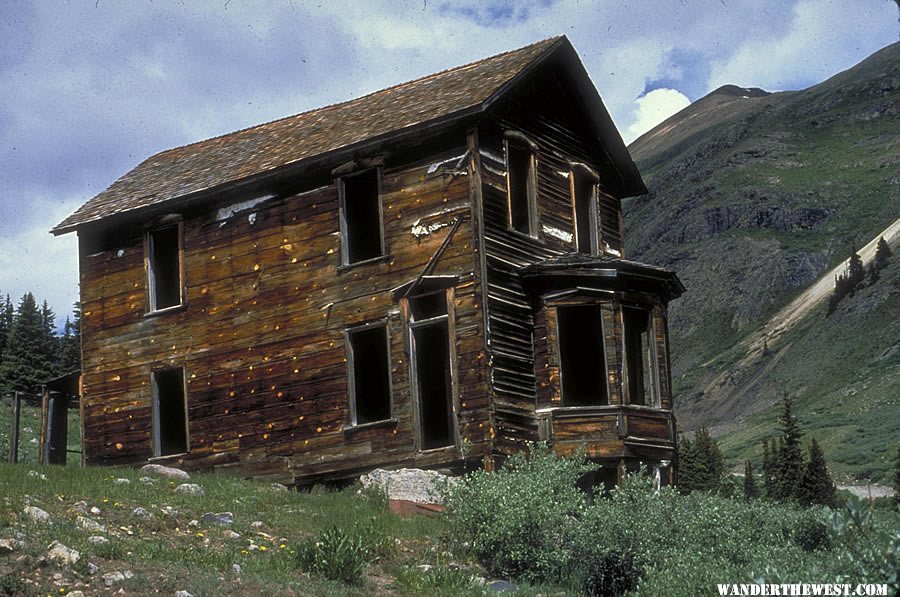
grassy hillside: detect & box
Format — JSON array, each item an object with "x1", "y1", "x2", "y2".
[{"x1": 624, "y1": 42, "x2": 900, "y2": 481}]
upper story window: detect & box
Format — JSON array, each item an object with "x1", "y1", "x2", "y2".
[
  {"x1": 346, "y1": 321, "x2": 392, "y2": 425},
  {"x1": 504, "y1": 132, "x2": 538, "y2": 236},
  {"x1": 570, "y1": 164, "x2": 600, "y2": 254},
  {"x1": 339, "y1": 168, "x2": 384, "y2": 265},
  {"x1": 146, "y1": 221, "x2": 184, "y2": 312},
  {"x1": 622, "y1": 306, "x2": 659, "y2": 407}
]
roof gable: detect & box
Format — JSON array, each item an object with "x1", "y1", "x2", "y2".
[{"x1": 53, "y1": 36, "x2": 643, "y2": 235}]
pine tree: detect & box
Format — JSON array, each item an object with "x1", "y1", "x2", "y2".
[
  {"x1": 873, "y1": 236, "x2": 892, "y2": 271},
  {"x1": 894, "y1": 445, "x2": 900, "y2": 508},
  {"x1": 676, "y1": 434, "x2": 705, "y2": 495},
  {"x1": 762, "y1": 439, "x2": 776, "y2": 497},
  {"x1": 693, "y1": 427, "x2": 725, "y2": 491},
  {"x1": 743, "y1": 460, "x2": 759, "y2": 500},
  {"x1": 847, "y1": 249, "x2": 866, "y2": 295},
  {"x1": 0, "y1": 293, "x2": 56, "y2": 394},
  {"x1": 58, "y1": 302, "x2": 82, "y2": 373},
  {"x1": 772, "y1": 394, "x2": 806, "y2": 501},
  {"x1": 40, "y1": 300, "x2": 59, "y2": 376},
  {"x1": 0, "y1": 293, "x2": 11, "y2": 363},
  {"x1": 799, "y1": 438, "x2": 836, "y2": 507}
]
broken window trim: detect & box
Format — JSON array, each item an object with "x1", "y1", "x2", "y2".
[
  {"x1": 337, "y1": 166, "x2": 386, "y2": 267},
  {"x1": 554, "y1": 302, "x2": 612, "y2": 409},
  {"x1": 149, "y1": 365, "x2": 190, "y2": 460},
  {"x1": 620, "y1": 304, "x2": 662, "y2": 409},
  {"x1": 344, "y1": 318, "x2": 395, "y2": 428},
  {"x1": 143, "y1": 218, "x2": 186, "y2": 315},
  {"x1": 404, "y1": 287, "x2": 460, "y2": 453},
  {"x1": 570, "y1": 164, "x2": 601, "y2": 255},
  {"x1": 503, "y1": 132, "x2": 540, "y2": 238}
]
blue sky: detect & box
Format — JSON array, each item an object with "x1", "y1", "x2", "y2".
[{"x1": 0, "y1": 0, "x2": 897, "y2": 326}]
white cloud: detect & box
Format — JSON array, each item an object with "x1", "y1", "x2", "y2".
[
  {"x1": 0, "y1": 197, "x2": 80, "y2": 327},
  {"x1": 707, "y1": 0, "x2": 897, "y2": 91},
  {"x1": 625, "y1": 88, "x2": 691, "y2": 144}
]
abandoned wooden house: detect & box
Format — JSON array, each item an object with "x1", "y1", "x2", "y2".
[{"x1": 52, "y1": 36, "x2": 684, "y2": 488}]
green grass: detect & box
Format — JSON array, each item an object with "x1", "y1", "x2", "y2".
[{"x1": 0, "y1": 463, "x2": 489, "y2": 596}]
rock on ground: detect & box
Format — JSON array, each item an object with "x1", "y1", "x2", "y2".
[
  {"x1": 360, "y1": 468, "x2": 455, "y2": 504},
  {"x1": 23, "y1": 505, "x2": 50, "y2": 523},
  {"x1": 0, "y1": 538, "x2": 21, "y2": 553},
  {"x1": 174, "y1": 483, "x2": 204, "y2": 496},
  {"x1": 88, "y1": 536, "x2": 109, "y2": 545},
  {"x1": 47, "y1": 541, "x2": 80, "y2": 566},
  {"x1": 132, "y1": 507, "x2": 152, "y2": 519},
  {"x1": 76, "y1": 516, "x2": 106, "y2": 532},
  {"x1": 200, "y1": 512, "x2": 233, "y2": 526},
  {"x1": 140, "y1": 464, "x2": 191, "y2": 481},
  {"x1": 175, "y1": 591, "x2": 194, "y2": 597}
]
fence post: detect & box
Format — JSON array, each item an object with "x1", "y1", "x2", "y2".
[{"x1": 8, "y1": 391, "x2": 21, "y2": 464}]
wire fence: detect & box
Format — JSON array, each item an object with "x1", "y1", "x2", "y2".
[{"x1": 1, "y1": 391, "x2": 82, "y2": 465}]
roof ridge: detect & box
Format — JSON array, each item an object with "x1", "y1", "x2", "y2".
[{"x1": 155, "y1": 36, "x2": 564, "y2": 159}]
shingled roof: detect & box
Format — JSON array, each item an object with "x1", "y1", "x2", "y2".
[{"x1": 53, "y1": 36, "x2": 641, "y2": 235}]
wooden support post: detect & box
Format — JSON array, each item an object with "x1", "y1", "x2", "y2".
[{"x1": 8, "y1": 391, "x2": 21, "y2": 464}]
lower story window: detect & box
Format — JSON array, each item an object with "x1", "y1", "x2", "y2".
[
  {"x1": 347, "y1": 322, "x2": 392, "y2": 425},
  {"x1": 557, "y1": 305, "x2": 608, "y2": 406},
  {"x1": 151, "y1": 367, "x2": 189, "y2": 457}
]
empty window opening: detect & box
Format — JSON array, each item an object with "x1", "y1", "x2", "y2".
[
  {"x1": 557, "y1": 305, "x2": 608, "y2": 406},
  {"x1": 152, "y1": 368, "x2": 188, "y2": 457},
  {"x1": 572, "y1": 170, "x2": 599, "y2": 254},
  {"x1": 340, "y1": 169, "x2": 383, "y2": 264},
  {"x1": 147, "y1": 225, "x2": 182, "y2": 311},
  {"x1": 347, "y1": 323, "x2": 392, "y2": 425},
  {"x1": 623, "y1": 307, "x2": 656, "y2": 407},
  {"x1": 506, "y1": 139, "x2": 537, "y2": 235},
  {"x1": 409, "y1": 292, "x2": 454, "y2": 450}
]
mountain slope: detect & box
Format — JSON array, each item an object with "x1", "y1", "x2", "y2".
[{"x1": 624, "y1": 42, "x2": 900, "y2": 482}]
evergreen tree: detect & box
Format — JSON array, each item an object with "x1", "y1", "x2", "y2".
[
  {"x1": 873, "y1": 236, "x2": 892, "y2": 271},
  {"x1": 743, "y1": 460, "x2": 759, "y2": 500},
  {"x1": 799, "y1": 438, "x2": 836, "y2": 507},
  {"x1": 0, "y1": 293, "x2": 56, "y2": 394},
  {"x1": 762, "y1": 439, "x2": 776, "y2": 497},
  {"x1": 847, "y1": 248, "x2": 865, "y2": 292},
  {"x1": 693, "y1": 426, "x2": 725, "y2": 491},
  {"x1": 772, "y1": 394, "x2": 806, "y2": 501},
  {"x1": 676, "y1": 434, "x2": 707, "y2": 495},
  {"x1": 58, "y1": 302, "x2": 82, "y2": 373},
  {"x1": 40, "y1": 300, "x2": 59, "y2": 375},
  {"x1": 894, "y1": 445, "x2": 900, "y2": 508},
  {"x1": 0, "y1": 293, "x2": 11, "y2": 363}
]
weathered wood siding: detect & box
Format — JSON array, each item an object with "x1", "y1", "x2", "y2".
[
  {"x1": 477, "y1": 69, "x2": 627, "y2": 456},
  {"x1": 78, "y1": 146, "x2": 492, "y2": 482}
]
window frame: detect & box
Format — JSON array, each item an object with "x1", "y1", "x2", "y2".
[
  {"x1": 569, "y1": 162, "x2": 601, "y2": 255},
  {"x1": 621, "y1": 305, "x2": 662, "y2": 408},
  {"x1": 405, "y1": 288, "x2": 459, "y2": 452},
  {"x1": 345, "y1": 318, "x2": 394, "y2": 427},
  {"x1": 338, "y1": 167, "x2": 386, "y2": 266},
  {"x1": 144, "y1": 219, "x2": 186, "y2": 314},
  {"x1": 150, "y1": 365, "x2": 190, "y2": 459},
  {"x1": 504, "y1": 132, "x2": 539, "y2": 237},
  {"x1": 555, "y1": 302, "x2": 612, "y2": 408}
]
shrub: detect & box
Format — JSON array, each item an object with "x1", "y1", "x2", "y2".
[
  {"x1": 443, "y1": 443, "x2": 592, "y2": 582},
  {"x1": 794, "y1": 515, "x2": 832, "y2": 552},
  {"x1": 296, "y1": 525, "x2": 369, "y2": 586},
  {"x1": 579, "y1": 551, "x2": 642, "y2": 597}
]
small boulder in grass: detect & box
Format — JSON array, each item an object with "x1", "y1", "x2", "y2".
[
  {"x1": 0, "y1": 538, "x2": 21, "y2": 554},
  {"x1": 76, "y1": 516, "x2": 106, "y2": 532},
  {"x1": 47, "y1": 541, "x2": 80, "y2": 566},
  {"x1": 271, "y1": 483, "x2": 289, "y2": 492},
  {"x1": 132, "y1": 507, "x2": 152, "y2": 520},
  {"x1": 174, "y1": 483, "x2": 204, "y2": 496},
  {"x1": 88, "y1": 536, "x2": 109, "y2": 545},
  {"x1": 113, "y1": 478, "x2": 131, "y2": 485},
  {"x1": 175, "y1": 591, "x2": 194, "y2": 597},
  {"x1": 140, "y1": 464, "x2": 191, "y2": 481},
  {"x1": 200, "y1": 512, "x2": 233, "y2": 526},
  {"x1": 24, "y1": 506, "x2": 50, "y2": 523}
]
